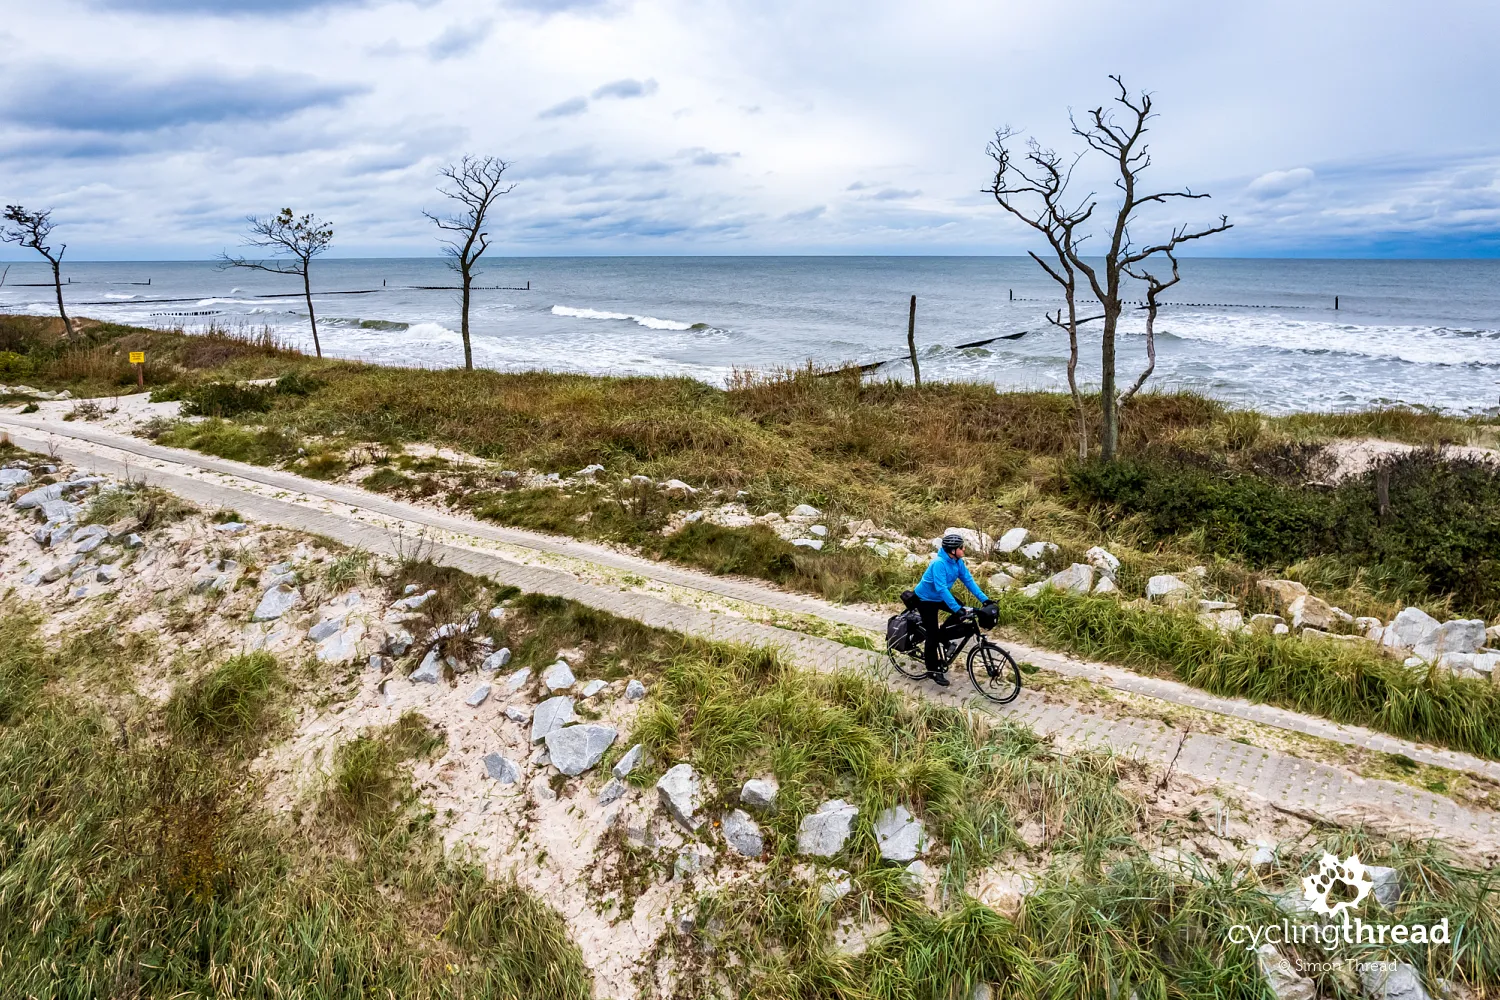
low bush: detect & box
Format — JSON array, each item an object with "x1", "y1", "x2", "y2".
[
  {"x1": 325, "y1": 711, "x2": 446, "y2": 826},
  {"x1": 180, "y1": 381, "x2": 276, "y2": 418},
  {"x1": 165, "y1": 652, "x2": 279, "y2": 745},
  {"x1": 155, "y1": 418, "x2": 302, "y2": 465}
]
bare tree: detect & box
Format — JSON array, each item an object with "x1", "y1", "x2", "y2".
[
  {"x1": 2, "y1": 205, "x2": 74, "y2": 338},
  {"x1": 219, "y1": 208, "x2": 334, "y2": 358},
  {"x1": 424, "y1": 156, "x2": 514, "y2": 370},
  {"x1": 988, "y1": 76, "x2": 1232, "y2": 460}
]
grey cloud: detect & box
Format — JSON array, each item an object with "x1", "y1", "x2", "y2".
[
  {"x1": 846, "y1": 181, "x2": 869, "y2": 191},
  {"x1": 0, "y1": 70, "x2": 361, "y2": 133},
  {"x1": 782, "y1": 205, "x2": 826, "y2": 222},
  {"x1": 538, "y1": 97, "x2": 589, "y2": 119},
  {"x1": 428, "y1": 21, "x2": 492, "y2": 60},
  {"x1": 591, "y1": 78, "x2": 658, "y2": 100},
  {"x1": 506, "y1": 0, "x2": 608, "y2": 10},
  {"x1": 684, "y1": 148, "x2": 739, "y2": 167},
  {"x1": 91, "y1": 0, "x2": 368, "y2": 14},
  {"x1": 1247, "y1": 167, "x2": 1315, "y2": 200},
  {"x1": 871, "y1": 187, "x2": 921, "y2": 200}
]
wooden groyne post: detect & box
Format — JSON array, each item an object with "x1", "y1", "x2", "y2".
[{"x1": 907, "y1": 294, "x2": 921, "y2": 388}]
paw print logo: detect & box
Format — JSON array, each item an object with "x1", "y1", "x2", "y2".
[{"x1": 1302, "y1": 852, "x2": 1374, "y2": 916}]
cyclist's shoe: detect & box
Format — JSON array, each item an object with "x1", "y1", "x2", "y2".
[{"x1": 927, "y1": 669, "x2": 951, "y2": 687}]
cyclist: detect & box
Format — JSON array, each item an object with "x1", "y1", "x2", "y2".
[{"x1": 912, "y1": 532, "x2": 990, "y2": 685}]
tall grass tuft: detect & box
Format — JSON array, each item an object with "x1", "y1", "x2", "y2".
[{"x1": 164, "y1": 651, "x2": 279, "y2": 745}]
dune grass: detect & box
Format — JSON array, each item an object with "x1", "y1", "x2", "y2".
[
  {"x1": 324, "y1": 710, "x2": 446, "y2": 826},
  {"x1": 0, "y1": 600, "x2": 592, "y2": 1000},
  {"x1": 164, "y1": 651, "x2": 280, "y2": 745},
  {"x1": 994, "y1": 589, "x2": 1500, "y2": 761}
]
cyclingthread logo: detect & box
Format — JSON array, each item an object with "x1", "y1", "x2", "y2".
[{"x1": 1302, "y1": 852, "x2": 1374, "y2": 917}]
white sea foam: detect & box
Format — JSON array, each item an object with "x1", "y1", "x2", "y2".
[
  {"x1": 552, "y1": 304, "x2": 694, "y2": 331},
  {"x1": 1139, "y1": 311, "x2": 1500, "y2": 367},
  {"x1": 103, "y1": 293, "x2": 137, "y2": 300}
]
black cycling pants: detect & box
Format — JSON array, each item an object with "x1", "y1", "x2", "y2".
[{"x1": 918, "y1": 600, "x2": 968, "y2": 672}]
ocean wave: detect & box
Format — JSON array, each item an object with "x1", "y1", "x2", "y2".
[
  {"x1": 1135, "y1": 312, "x2": 1500, "y2": 367},
  {"x1": 551, "y1": 304, "x2": 695, "y2": 331},
  {"x1": 326, "y1": 317, "x2": 410, "y2": 331},
  {"x1": 103, "y1": 293, "x2": 137, "y2": 300}
]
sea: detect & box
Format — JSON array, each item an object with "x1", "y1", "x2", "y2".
[{"x1": 1, "y1": 256, "x2": 1497, "y2": 415}]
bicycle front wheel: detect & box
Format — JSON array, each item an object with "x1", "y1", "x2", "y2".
[{"x1": 967, "y1": 642, "x2": 1022, "y2": 704}]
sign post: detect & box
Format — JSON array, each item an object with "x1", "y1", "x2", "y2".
[{"x1": 129, "y1": 351, "x2": 145, "y2": 389}]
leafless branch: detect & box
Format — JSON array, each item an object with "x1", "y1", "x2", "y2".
[
  {"x1": 2, "y1": 204, "x2": 74, "y2": 337},
  {"x1": 424, "y1": 155, "x2": 514, "y2": 369},
  {"x1": 218, "y1": 208, "x2": 334, "y2": 357}
]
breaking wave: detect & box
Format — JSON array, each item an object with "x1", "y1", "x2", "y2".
[{"x1": 551, "y1": 304, "x2": 695, "y2": 331}]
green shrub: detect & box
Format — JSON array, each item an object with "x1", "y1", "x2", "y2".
[
  {"x1": 155, "y1": 418, "x2": 301, "y2": 465},
  {"x1": 181, "y1": 381, "x2": 275, "y2": 418},
  {"x1": 0, "y1": 350, "x2": 32, "y2": 376},
  {"x1": 275, "y1": 370, "x2": 324, "y2": 396},
  {"x1": 165, "y1": 652, "x2": 278, "y2": 744},
  {"x1": 362, "y1": 466, "x2": 414, "y2": 493}
]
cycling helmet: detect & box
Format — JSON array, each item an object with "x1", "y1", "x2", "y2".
[{"x1": 941, "y1": 532, "x2": 966, "y2": 553}]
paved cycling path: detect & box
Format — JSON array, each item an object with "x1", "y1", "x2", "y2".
[{"x1": 4, "y1": 412, "x2": 1498, "y2": 848}]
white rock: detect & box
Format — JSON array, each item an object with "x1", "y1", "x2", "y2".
[
  {"x1": 483, "y1": 753, "x2": 521, "y2": 784},
  {"x1": 1366, "y1": 865, "x2": 1401, "y2": 908},
  {"x1": 740, "y1": 776, "x2": 779, "y2": 811},
  {"x1": 791, "y1": 538, "x2": 824, "y2": 550},
  {"x1": 71, "y1": 524, "x2": 107, "y2": 546},
  {"x1": 581, "y1": 678, "x2": 607, "y2": 698},
  {"x1": 613, "y1": 743, "x2": 645, "y2": 778},
  {"x1": 625, "y1": 678, "x2": 647, "y2": 701},
  {"x1": 1092, "y1": 575, "x2": 1118, "y2": 595},
  {"x1": 503, "y1": 666, "x2": 531, "y2": 693},
  {"x1": 122, "y1": 533, "x2": 143, "y2": 549},
  {"x1": 1256, "y1": 944, "x2": 1317, "y2": 1000},
  {"x1": 820, "y1": 868, "x2": 853, "y2": 904},
  {"x1": 465, "y1": 683, "x2": 492, "y2": 707},
  {"x1": 1084, "y1": 545, "x2": 1120, "y2": 577},
  {"x1": 0, "y1": 468, "x2": 31, "y2": 486},
  {"x1": 657, "y1": 763, "x2": 703, "y2": 829},
  {"x1": 480, "y1": 648, "x2": 512, "y2": 673},
  {"x1": 1146, "y1": 574, "x2": 1190, "y2": 602},
  {"x1": 390, "y1": 589, "x2": 436, "y2": 611},
  {"x1": 809, "y1": 524, "x2": 827, "y2": 537},
  {"x1": 674, "y1": 847, "x2": 708, "y2": 880},
  {"x1": 901, "y1": 859, "x2": 935, "y2": 896},
  {"x1": 39, "y1": 499, "x2": 78, "y2": 523},
  {"x1": 1355, "y1": 616, "x2": 1384, "y2": 639},
  {"x1": 545, "y1": 723, "x2": 618, "y2": 775},
  {"x1": 874, "y1": 804, "x2": 927, "y2": 861},
  {"x1": 214, "y1": 521, "x2": 248, "y2": 534},
  {"x1": 994, "y1": 527, "x2": 1029, "y2": 554},
  {"x1": 797, "y1": 798, "x2": 858, "y2": 857},
  {"x1": 660, "y1": 479, "x2": 698, "y2": 497},
  {"x1": 409, "y1": 649, "x2": 442, "y2": 683},
  {"x1": 530, "y1": 695, "x2": 575, "y2": 743},
  {"x1": 95, "y1": 564, "x2": 121, "y2": 584},
  {"x1": 1381, "y1": 606, "x2": 1441, "y2": 651},
  {"x1": 1413, "y1": 619, "x2": 1486, "y2": 662},
  {"x1": 790, "y1": 503, "x2": 821, "y2": 518},
  {"x1": 987, "y1": 572, "x2": 1017, "y2": 591},
  {"x1": 15, "y1": 483, "x2": 65, "y2": 509},
  {"x1": 944, "y1": 527, "x2": 994, "y2": 554},
  {"x1": 1018, "y1": 540, "x2": 1057, "y2": 562},
  {"x1": 1473, "y1": 652, "x2": 1500, "y2": 676},
  {"x1": 597, "y1": 778, "x2": 628, "y2": 806},
  {"x1": 253, "y1": 584, "x2": 300, "y2": 621},
  {"x1": 504, "y1": 705, "x2": 530, "y2": 723},
  {"x1": 40, "y1": 554, "x2": 83, "y2": 583},
  {"x1": 541, "y1": 659, "x2": 576, "y2": 691},
  {"x1": 316, "y1": 622, "x2": 364, "y2": 664},
  {"x1": 721, "y1": 808, "x2": 764, "y2": 856},
  {"x1": 1359, "y1": 962, "x2": 1431, "y2": 1000},
  {"x1": 1022, "y1": 562, "x2": 1093, "y2": 597}
]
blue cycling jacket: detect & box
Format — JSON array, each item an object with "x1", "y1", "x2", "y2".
[{"x1": 913, "y1": 550, "x2": 989, "y2": 612}]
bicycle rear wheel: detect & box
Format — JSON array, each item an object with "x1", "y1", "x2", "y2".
[
  {"x1": 886, "y1": 633, "x2": 930, "y2": 680},
  {"x1": 967, "y1": 642, "x2": 1022, "y2": 704}
]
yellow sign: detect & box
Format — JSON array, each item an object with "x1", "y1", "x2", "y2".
[{"x1": 129, "y1": 351, "x2": 144, "y2": 364}]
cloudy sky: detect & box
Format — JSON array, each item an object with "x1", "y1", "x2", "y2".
[{"x1": 5, "y1": 0, "x2": 1500, "y2": 259}]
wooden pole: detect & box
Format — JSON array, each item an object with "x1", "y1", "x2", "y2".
[
  {"x1": 1335, "y1": 295, "x2": 1339, "y2": 310},
  {"x1": 136, "y1": 363, "x2": 143, "y2": 390},
  {"x1": 906, "y1": 294, "x2": 921, "y2": 388}
]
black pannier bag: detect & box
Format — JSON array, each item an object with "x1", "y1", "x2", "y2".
[
  {"x1": 899, "y1": 589, "x2": 919, "y2": 610},
  {"x1": 886, "y1": 609, "x2": 923, "y2": 653},
  {"x1": 977, "y1": 602, "x2": 999, "y2": 629}
]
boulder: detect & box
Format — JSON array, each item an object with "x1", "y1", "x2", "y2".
[
  {"x1": 41, "y1": 554, "x2": 84, "y2": 583},
  {"x1": 1021, "y1": 563, "x2": 1092, "y2": 597},
  {"x1": 1355, "y1": 616, "x2": 1384, "y2": 640},
  {"x1": 95, "y1": 564, "x2": 121, "y2": 584},
  {"x1": 797, "y1": 798, "x2": 858, "y2": 857},
  {"x1": 1412, "y1": 619, "x2": 1486, "y2": 662},
  {"x1": 581, "y1": 678, "x2": 607, "y2": 698},
  {"x1": 465, "y1": 683, "x2": 492, "y2": 707},
  {"x1": 674, "y1": 847, "x2": 708, "y2": 880},
  {"x1": 721, "y1": 808, "x2": 764, "y2": 856},
  {"x1": 1257, "y1": 579, "x2": 1308, "y2": 609},
  {"x1": 1146, "y1": 575, "x2": 1190, "y2": 602},
  {"x1": 72, "y1": 524, "x2": 107, "y2": 546},
  {"x1": 791, "y1": 538, "x2": 824, "y2": 550},
  {"x1": 874, "y1": 804, "x2": 927, "y2": 861},
  {"x1": 504, "y1": 705, "x2": 531, "y2": 723},
  {"x1": 530, "y1": 696, "x2": 576, "y2": 743},
  {"x1": 49, "y1": 524, "x2": 75, "y2": 547},
  {"x1": 480, "y1": 648, "x2": 512, "y2": 673},
  {"x1": 944, "y1": 527, "x2": 993, "y2": 554},
  {"x1": 1256, "y1": 944, "x2": 1316, "y2": 1000},
  {"x1": 625, "y1": 678, "x2": 648, "y2": 701},
  {"x1": 1084, "y1": 545, "x2": 1120, "y2": 578},
  {"x1": 994, "y1": 527, "x2": 1029, "y2": 554},
  {"x1": 15, "y1": 483, "x2": 65, "y2": 509},
  {"x1": 1359, "y1": 962, "x2": 1431, "y2": 1000},
  {"x1": 1287, "y1": 594, "x2": 1339, "y2": 631},
  {"x1": 503, "y1": 666, "x2": 532, "y2": 694},
  {"x1": 0, "y1": 468, "x2": 31, "y2": 487},
  {"x1": 1249, "y1": 613, "x2": 1286, "y2": 634},
  {"x1": 809, "y1": 525, "x2": 828, "y2": 537},
  {"x1": 409, "y1": 650, "x2": 442, "y2": 684},
  {"x1": 1018, "y1": 540, "x2": 1057, "y2": 562},
  {"x1": 613, "y1": 742, "x2": 645, "y2": 778},
  {"x1": 661, "y1": 479, "x2": 698, "y2": 498},
  {"x1": 253, "y1": 585, "x2": 300, "y2": 621},
  {"x1": 541, "y1": 660, "x2": 576, "y2": 691},
  {"x1": 1473, "y1": 652, "x2": 1500, "y2": 676},
  {"x1": 1093, "y1": 575, "x2": 1118, "y2": 595},
  {"x1": 545, "y1": 723, "x2": 618, "y2": 775},
  {"x1": 987, "y1": 572, "x2": 1017, "y2": 591},
  {"x1": 39, "y1": 499, "x2": 79, "y2": 523},
  {"x1": 790, "y1": 503, "x2": 821, "y2": 518},
  {"x1": 1381, "y1": 607, "x2": 1441, "y2": 651},
  {"x1": 1200, "y1": 609, "x2": 1245, "y2": 633},
  {"x1": 598, "y1": 777, "x2": 628, "y2": 806},
  {"x1": 740, "y1": 776, "x2": 779, "y2": 811},
  {"x1": 316, "y1": 623, "x2": 364, "y2": 664},
  {"x1": 657, "y1": 763, "x2": 703, "y2": 829},
  {"x1": 901, "y1": 859, "x2": 935, "y2": 897},
  {"x1": 483, "y1": 753, "x2": 521, "y2": 784}
]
